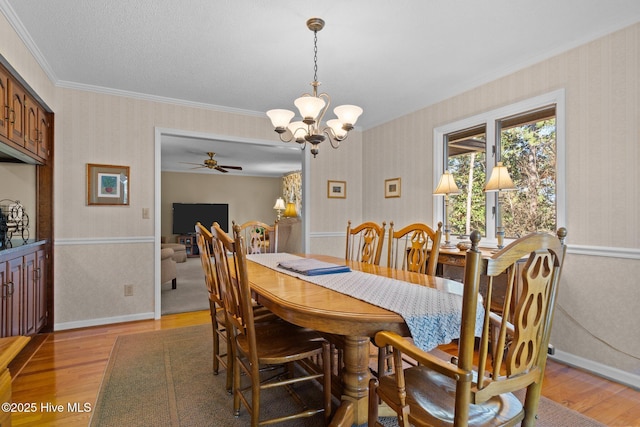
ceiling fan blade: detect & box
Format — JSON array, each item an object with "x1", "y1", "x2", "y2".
[
  {"x1": 218, "y1": 165, "x2": 243, "y2": 170},
  {"x1": 180, "y1": 162, "x2": 206, "y2": 166},
  {"x1": 214, "y1": 166, "x2": 229, "y2": 173},
  {"x1": 190, "y1": 166, "x2": 206, "y2": 169}
]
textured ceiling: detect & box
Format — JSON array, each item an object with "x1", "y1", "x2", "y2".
[{"x1": 2, "y1": 0, "x2": 640, "y2": 176}]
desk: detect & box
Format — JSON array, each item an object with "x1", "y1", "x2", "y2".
[{"x1": 245, "y1": 254, "x2": 466, "y2": 424}]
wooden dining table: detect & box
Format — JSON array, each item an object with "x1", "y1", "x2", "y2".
[{"x1": 245, "y1": 253, "x2": 467, "y2": 424}]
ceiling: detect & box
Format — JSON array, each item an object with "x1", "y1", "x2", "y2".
[{"x1": 2, "y1": 0, "x2": 640, "y2": 176}]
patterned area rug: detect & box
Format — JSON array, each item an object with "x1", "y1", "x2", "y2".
[{"x1": 91, "y1": 324, "x2": 605, "y2": 427}]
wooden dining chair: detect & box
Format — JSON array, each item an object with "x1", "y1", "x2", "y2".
[
  {"x1": 387, "y1": 221, "x2": 443, "y2": 275},
  {"x1": 194, "y1": 222, "x2": 232, "y2": 392},
  {"x1": 368, "y1": 228, "x2": 567, "y2": 427},
  {"x1": 375, "y1": 221, "x2": 444, "y2": 378},
  {"x1": 236, "y1": 220, "x2": 278, "y2": 254},
  {"x1": 210, "y1": 222, "x2": 332, "y2": 427},
  {"x1": 345, "y1": 220, "x2": 386, "y2": 265}
]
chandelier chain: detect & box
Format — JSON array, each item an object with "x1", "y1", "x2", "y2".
[{"x1": 313, "y1": 30, "x2": 318, "y2": 83}]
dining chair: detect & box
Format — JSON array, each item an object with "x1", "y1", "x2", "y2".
[
  {"x1": 210, "y1": 222, "x2": 332, "y2": 427},
  {"x1": 236, "y1": 220, "x2": 278, "y2": 254},
  {"x1": 368, "y1": 227, "x2": 567, "y2": 427},
  {"x1": 194, "y1": 222, "x2": 232, "y2": 392},
  {"x1": 345, "y1": 220, "x2": 386, "y2": 265},
  {"x1": 375, "y1": 221, "x2": 443, "y2": 378},
  {"x1": 387, "y1": 221, "x2": 443, "y2": 275}
]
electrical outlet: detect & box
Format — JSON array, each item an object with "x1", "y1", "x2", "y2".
[
  {"x1": 124, "y1": 284, "x2": 134, "y2": 296},
  {"x1": 547, "y1": 344, "x2": 555, "y2": 355},
  {"x1": 142, "y1": 207, "x2": 150, "y2": 219}
]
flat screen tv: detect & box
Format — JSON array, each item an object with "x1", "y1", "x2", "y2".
[{"x1": 172, "y1": 203, "x2": 228, "y2": 235}]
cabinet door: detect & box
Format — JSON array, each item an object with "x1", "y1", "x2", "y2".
[
  {"x1": 1, "y1": 257, "x2": 22, "y2": 337},
  {"x1": 0, "y1": 66, "x2": 9, "y2": 139},
  {"x1": 24, "y1": 95, "x2": 38, "y2": 154},
  {"x1": 35, "y1": 249, "x2": 47, "y2": 331},
  {"x1": 22, "y1": 252, "x2": 37, "y2": 335},
  {"x1": 37, "y1": 106, "x2": 50, "y2": 161},
  {"x1": 8, "y1": 79, "x2": 25, "y2": 146}
]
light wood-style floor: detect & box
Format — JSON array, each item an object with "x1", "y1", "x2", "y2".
[{"x1": 8, "y1": 310, "x2": 640, "y2": 426}]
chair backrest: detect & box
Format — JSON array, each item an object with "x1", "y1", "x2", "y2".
[
  {"x1": 235, "y1": 220, "x2": 278, "y2": 254},
  {"x1": 345, "y1": 220, "x2": 386, "y2": 265},
  {"x1": 459, "y1": 227, "x2": 567, "y2": 408},
  {"x1": 210, "y1": 221, "x2": 257, "y2": 358},
  {"x1": 387, "y1": 221, "x2": 442, "y2": 275},
  {"x1": 194, "y1": 222, "x2": 219, "y2": 299}
]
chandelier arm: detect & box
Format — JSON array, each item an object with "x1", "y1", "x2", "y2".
[
  {"x1": 316, "y1": 92, "x2": 331, "y2": 127},
  {"x1": 277, "y1": 129, "x2": 294, "y2": 143}
]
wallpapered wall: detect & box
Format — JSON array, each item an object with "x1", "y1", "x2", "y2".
[{"x1": 362, "y1": 24, "x2": 640, "y2": 380}]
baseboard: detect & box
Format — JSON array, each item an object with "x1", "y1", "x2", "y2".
[
  {"x1": 550, "y1": 349, "x2": 640, "y2": 390},
  {"x1": 54, "y1": 312, "x2": 155, "y2": 331}
]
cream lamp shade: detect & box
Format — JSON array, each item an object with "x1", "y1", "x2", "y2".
[
  {"x1": 434, "y1": 170, "x2": 461, "y2": 195},
  {"x1": 484, "y1": 162, "x2": 516, "y2": 192},
  {"x1": 273, "y1": 197, "x2": 286, "y2": 210}
]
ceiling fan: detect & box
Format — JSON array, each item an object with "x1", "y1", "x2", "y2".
[{"x1": 181, "y1": 152, "x2": 242, "y2": 173}]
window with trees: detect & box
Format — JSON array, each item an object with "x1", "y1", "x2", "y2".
[{"x1": 433, "y1": 91, "x2": 565, "y2": 246}]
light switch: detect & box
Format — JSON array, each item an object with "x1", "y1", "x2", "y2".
[{"x1": 142, "y1": 207, "x2": 150, "y2": 219}]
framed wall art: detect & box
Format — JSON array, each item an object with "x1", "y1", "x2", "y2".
[
  {"x1": 87, "y1": 163, "x2": 130, "y2": 205},
  {"x1": 327, "y1": 180, "x2": 346, "y2": 199},
  {"x1": 385, "y1": 177, "x2": 401, "y2": 198}
]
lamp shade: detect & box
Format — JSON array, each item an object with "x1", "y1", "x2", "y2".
[
  {"x1": 273, "y1": 197, "x2": 286, "y2": 210},
  {"x1": 326, "y1": 119, "x2": 348, "y2": 139},
  {"x1": 287, "y1": 121, "x2": 308, "y2": 142},
  {"x1": 266, "y1": 109, "x2": 295, "y2": 129},
  {"x1": 484, "y1": 162, "x2": 516, "y2": 192},
  {"x1": 283, "y1": 202, "x2": 298, "y2": 217},
  {"x1": 434, "y1": 170, "x2": 461, "y2": 195},
  {"x1": 294, "y1": 96, "x2": 326, "y2": 121},
  {"x1": 334, "y1": 105, "x2": 363, "y2": 126}
]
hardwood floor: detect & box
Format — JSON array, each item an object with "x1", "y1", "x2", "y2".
[{"x1": 7, "y1": 310, "x2": 640, "y2": 426}]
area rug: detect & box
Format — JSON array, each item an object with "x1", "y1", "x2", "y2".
[
  {"x1": 90, "y1": 324, "x2": 605, "y2": 427},
  {"x1": 161, "y1": 258, "x2": 210, "y2": 315}
]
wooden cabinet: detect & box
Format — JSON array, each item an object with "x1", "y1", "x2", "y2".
[
  {"x1": 178, "y1": 234, "x2": 199, "y2": 257},
  {"x1": 0, "y1": 58, "x2": 54, "y2": 337},
  {"x1": 0, "y1": 243, "x2": 48, "y2": 337},
  {"x1": 0, "y1": 62, "x2": 51, "y2": 163}
]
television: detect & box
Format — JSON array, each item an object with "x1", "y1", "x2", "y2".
[{"x1": 172, "y1": 203, "x2": 228, "y2": 235}]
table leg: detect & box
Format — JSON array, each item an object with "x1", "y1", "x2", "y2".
[{"x1": 341, "y1": 335, "x2": 371, "y2": 425}]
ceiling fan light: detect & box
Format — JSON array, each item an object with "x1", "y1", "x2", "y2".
[
  {"x1": 267, "y1": 109, "x2": 295, "y2": 131},
  {"x1": 294, "y1": 96, "x2": 325, "y2": 122},
  {"x1": 327, "y1": 119, "x2": 348, "y2": 139},
  {"x1": 334, "y1": 105, "x2": 363, "y2": 128}
]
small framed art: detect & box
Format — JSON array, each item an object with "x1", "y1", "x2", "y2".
[
  {"x1": 327, "y1": 180, "x2": 346, "y2": 199},
  {"x1": 385, "y1": 177, "x2": 401, "y2": 198},
  {"x1": 87, "y1": 163, "x2": 130, "y2": 205}
]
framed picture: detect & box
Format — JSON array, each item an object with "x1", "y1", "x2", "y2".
[
  {"x1": 327, "y1": 180, "x2": 346, "y2": 199},
  {"x1": 87, "y1": 164, "x2": 130, "y2": 205},
  {"x1": 385, "y1": 177, "x2": 401, "y2": 198}
]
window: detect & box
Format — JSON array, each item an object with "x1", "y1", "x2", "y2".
[{"x1": 433, "y1": 90, "x2": 565, "y2": 246}]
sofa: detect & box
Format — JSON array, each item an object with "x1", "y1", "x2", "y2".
[
  {"x1": 161, "y1": 243, "x2": 187, "y2": 263},
  {"x1": 161, "y1": 247, "x2": 177, "y2": 289}
]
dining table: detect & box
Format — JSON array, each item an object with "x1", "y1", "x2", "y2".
[{"x1": 244, "y1": 252, "x2": 474, "y2": 425}]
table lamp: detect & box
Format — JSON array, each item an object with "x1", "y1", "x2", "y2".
[
  {"x1": 434, "y1": 170, "x2": 461, "y2": 249},
  {"x1": 273, "y1": 197, "x2": 285, "y2": 221},
  {"x1": 483, "y1": 161, "x2": 516, "y2": 250}
]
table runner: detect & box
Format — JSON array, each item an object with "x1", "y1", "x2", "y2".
[{"x1": 247, "y1": 253, "x2": 484, "y2": 351}]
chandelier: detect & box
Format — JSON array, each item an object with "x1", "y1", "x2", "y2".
[{"x1": 266, "y1": 18, "x2": 363, "y2": 158}]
